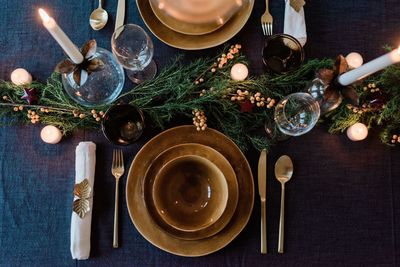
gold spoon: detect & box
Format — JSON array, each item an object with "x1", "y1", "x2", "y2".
[
  {"x1": 89, "y1": 0, "x2": 108, "y2": 30},
  {"x1": 274, "y1": 155, "x2": 294, "y2": 253}
]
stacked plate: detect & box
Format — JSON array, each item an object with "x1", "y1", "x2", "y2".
[
  {"x1": 136, "y1": 0, "x2": 255, "y2": 50},
  {"x1": 126, "y1": 126, "x2": 254, "y2": 256}
]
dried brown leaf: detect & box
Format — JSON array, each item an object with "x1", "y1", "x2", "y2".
[
  {"x1": 81, "y1": 39, "x2": 97, "y2": 59},
  {"x1": 87, "y1": 58, "x2": 105, "y2": 73},
  {"x1": 316, "y1": 68, "x2": 334, "y2": 84},
  {"x1": 341, "y1": 86, "x2": 359, "y2": 105},
  {"x1": 55, "y1": 59, "x2": 76, "y2": 74},
  {"x1": 73, "y1": 69, "x2": 81, "y2": 85},
  {"x1": 323, "y1": 85, "x2": 341, "y2": 103},
  {"x1": 334, "y1": 55, "x2": 348, "y2": 75}
]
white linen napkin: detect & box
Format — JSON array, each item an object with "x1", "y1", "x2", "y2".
[
  {"x1": 284, "y1": 0, "x2": 307, "y2": 46},
  {"x1": 70, "y1": 142, "x2": 96, "y2": 260}
]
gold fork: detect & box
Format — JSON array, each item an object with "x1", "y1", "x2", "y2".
[
  {"x1": 261, "y1": 0, "x2": 273, "y2": 36},
  {"x1": 112, "y1": 149, "x2": 124, "y2": 248}
]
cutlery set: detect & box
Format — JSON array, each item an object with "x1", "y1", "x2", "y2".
[{"x1": 258, "y1": 150, "x2": 294, "y2": 254}]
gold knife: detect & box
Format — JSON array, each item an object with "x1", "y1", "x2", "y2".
[
  {"x1": 114, "y1": 0, "x2": 125, "y2": 33},
  {"x1": 258, "y1": 149, "x2": 267, "y2": 254}
]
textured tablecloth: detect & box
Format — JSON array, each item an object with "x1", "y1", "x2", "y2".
[{"x1": 1, "y1": 0, "x2": 400, "y2": 266}]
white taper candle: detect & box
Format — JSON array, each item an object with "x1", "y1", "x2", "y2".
[
  {"x1": 38, "y1": 9, "x2": 84, "y2": 64},
  {"x1": 338, "y1": 47, "x2": 400, "y2": 86}
]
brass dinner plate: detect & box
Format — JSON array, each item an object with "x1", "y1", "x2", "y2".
[
  {"x1": 136, "y1": 0, "x2": 255, "y2": 50},
  {"x1": 126, "y1": 126, "x2": 254, "y2": 256},
  {"x1": 143, "y1": 143, "x2": 239, "y2": 240}
]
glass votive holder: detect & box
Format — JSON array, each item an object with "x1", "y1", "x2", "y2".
[
  {"x1": 262, "y1": 34, "x2": 305, "y2": 74},
  {"x1": 62, "y1": 47, "x2": 125, "y2": 107},
  {"x1": 102, "y1": 104, "x2": 145, "y2": 145}
]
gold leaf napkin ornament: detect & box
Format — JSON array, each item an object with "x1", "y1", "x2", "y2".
[
  {"x1": 290, "y1": 0, "x2": 305, "y2": 13},
  {"x1": 73, "y1": 179, "x2": 92, "y2": 219}
]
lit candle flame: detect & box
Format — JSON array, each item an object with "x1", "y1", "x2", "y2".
[
  {"x1": 38, "y1": 8, "x2": 51, "y2": 23},
  {"x1": 397, "y1": 46, "x2": 400, "y2": 55}
]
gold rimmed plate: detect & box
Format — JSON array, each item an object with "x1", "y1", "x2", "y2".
[
  {"x1": 126, "y1": 126, "x2": 254, "y2": 256},
  {"x1": 136, "y1": 0, "x2": 255, "y2": 50},
  {"x1": 143, "y1": 143, "x2": 239, "y2": 240}
]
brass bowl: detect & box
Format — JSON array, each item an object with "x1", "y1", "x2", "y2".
[
  {"x1": 149, "y1": 0, "x2": 245, "y2": 35},
  {"x1": 126, "y1": 126, "x2": 254, "y2": 256},
  {"x1": 143, "y1": 143, "x2": 238, "y2": 240},
  {"x1": 153, "y1": 155, "x2": 228, "y2": 232},
  {"x1": 136, "y1": 0, "x2": 255, "y2": 50}
]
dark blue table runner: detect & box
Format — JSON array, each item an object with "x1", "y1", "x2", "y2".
[{"x1": 1, "y1": 0, "x2": 400, "y2": 266}]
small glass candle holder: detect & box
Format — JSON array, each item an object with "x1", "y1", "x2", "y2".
[
  {"x1": 62, "y1": 47, "x2": 125, "y2": 107},
  {"x1": 102, "y1": 104, "x2": 145, "y2": 145},
  {"x1": 262, "y1": 34, "x2": 304, "y2": 74}
]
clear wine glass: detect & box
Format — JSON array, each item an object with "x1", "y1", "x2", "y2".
[
  {"x1": 111, "y1": 24, "x2": 157, "y2": 84},
  {"x1": 274, "y1": 92, "x2": 320, "y2": 136}
]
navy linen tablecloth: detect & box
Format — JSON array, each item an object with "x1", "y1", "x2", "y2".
[{"x1": 1, "y1": 0, "x2": 400, "y2": 266}]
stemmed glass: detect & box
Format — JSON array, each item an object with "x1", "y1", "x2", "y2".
[
  {"x1": 274, "y1": 92, "x2": 320, "y2": 136},
  {"x1": 111, "y1": 24, "x2": 157, "y2": 84}
]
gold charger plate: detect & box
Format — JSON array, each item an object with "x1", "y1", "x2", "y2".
[
  {"x1": 143, "y1": 143, "x2": 239, "y2": 240},
  {"x1": 126, "y1": 126, "x2": 254, "y2": 256},
  {"x1": 136, "y1": 0, "x2": 255, "y2": 50}
]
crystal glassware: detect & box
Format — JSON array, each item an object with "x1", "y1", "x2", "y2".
[
  {"x1": 62, "y1": 47, "x2": 125, "y2": 107},
  {"x1": 101, "y1": 104, "x2": 145, "y2": 145},
  {"x1": 274, "y1": 92, "x2": 320, "y2": 136},
  {"x1": 262, "y1": 34, "x2": 304, "y2": 74},
  {"x1": 111, "y1": 24, "x2": 157, "y2": 84}
]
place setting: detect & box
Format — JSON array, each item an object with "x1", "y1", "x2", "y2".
[{"x1": 2, "y1": 0, "x2": 400, "y2": 264}]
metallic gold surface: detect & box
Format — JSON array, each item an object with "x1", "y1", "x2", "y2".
[{"x1": 136, "y1": 0, "x2": 254, "y2": 50}]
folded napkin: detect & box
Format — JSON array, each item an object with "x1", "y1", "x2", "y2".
[
  {"x1": 70, "y1": 142, "x2": 96, "y2": 260},
  {"x1": 284, "y1": 0, "x2": 307, "y2": 46}
]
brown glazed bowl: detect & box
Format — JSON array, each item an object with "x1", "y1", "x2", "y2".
[
  {"x1": 143, "y1": 143, "x2": 239, "y2": 240},
  {"x1": 152, "y1": 155, "x2": 228, "y2": 232}
]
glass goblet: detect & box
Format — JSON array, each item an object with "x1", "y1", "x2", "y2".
[
  {"x1": 274, "y1": 92, "x2": 320, "y2": 136},
  {"x1": 111, "y1": 24, "x2": 157, "y2": 84}
]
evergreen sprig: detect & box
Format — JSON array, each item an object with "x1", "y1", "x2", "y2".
[{"x1": 0, "y1": 46, "x2": 399, "y2": 151}]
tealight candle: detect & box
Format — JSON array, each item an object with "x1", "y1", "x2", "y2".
[
  {"x1": 40, "y1": 125, "x2": 62, "y2": 144},
  {"x1": 10, "y1": 68, "x2": 32, "y2": 85},
  {"x1": 345, "y1": 52, "x2": 363, "y2": 69},
  {"x1": 230, "y1": 63, "x2": 249, "y2": 81},
  {"x1": 346, "y1": 123, "x2": 368, "y2": 141}
]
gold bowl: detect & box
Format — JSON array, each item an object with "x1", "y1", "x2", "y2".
[
  {"x1": 143, "y1": 143, "x2": 238, "y2": 240},
  {"x1": 153, "y1": 155, "x2": 228, "y2": 232},
  {"x1": 149, "y1": 0, "x2": 245, "y2": 35}
]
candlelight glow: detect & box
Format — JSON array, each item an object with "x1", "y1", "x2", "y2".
[
  {"x1": 158, "y1": 0, "x2": 165, "y2": 9},
  {"x1": 397, "y1": 46, "x2": 400, "y2": 55},
  {"x1": 38, "y1": 8, "x2": 51, "y2": 23}
]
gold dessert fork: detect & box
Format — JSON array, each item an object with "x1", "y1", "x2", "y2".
[
  {"x1": 261, "y1": 0, "x2": 273, "y2": 36},
  {"x1": 112, "y1": 149, "x2": 124, "y2": 248}
]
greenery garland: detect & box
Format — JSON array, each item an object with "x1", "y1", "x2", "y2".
[{"x1": 1, "y1": 45, "x2": 399, "y2": 151}]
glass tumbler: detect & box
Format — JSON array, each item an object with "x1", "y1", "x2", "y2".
[{"x1": 274, "y1": 92, "x2": 320, "y2": 136}]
